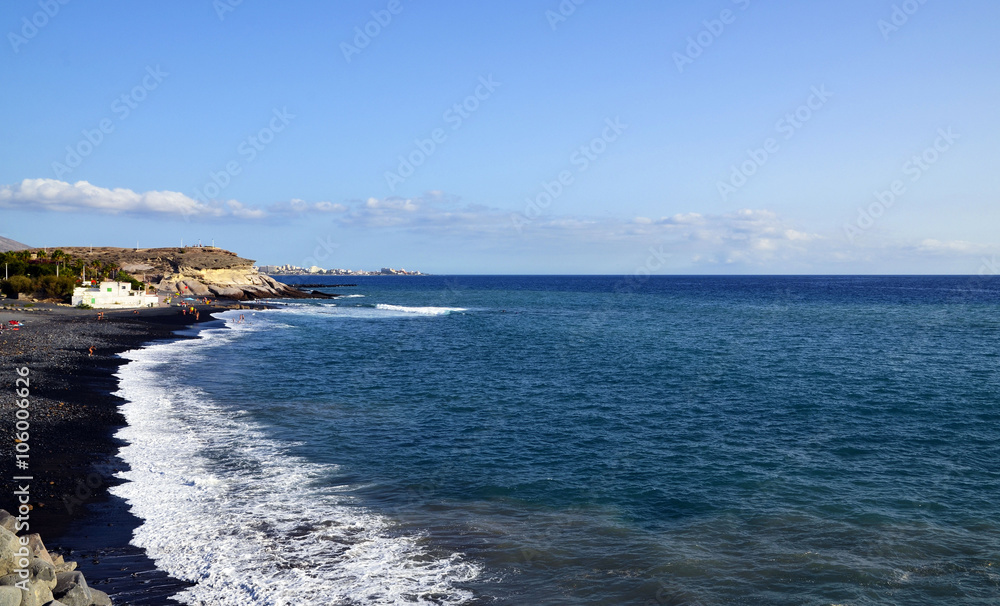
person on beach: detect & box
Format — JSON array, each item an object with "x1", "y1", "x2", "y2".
[{"x1": 88, "y1": 346, "x2": 94, "y2": 356}]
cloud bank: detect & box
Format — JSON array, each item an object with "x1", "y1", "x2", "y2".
[
  {"x1": 0, "y1": 179, "x2": 341, "y2": 220},
  {"x1": 3, "y1": 178, "x2": 994, "y2": 271}
]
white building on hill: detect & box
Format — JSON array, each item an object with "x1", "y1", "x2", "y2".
[{"x1": 71, "y1": 281, "x2": 159, "y2": 309}]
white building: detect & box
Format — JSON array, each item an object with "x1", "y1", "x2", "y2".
[{"x1": 72, "y1": 281, "x2": 159, "y2": 309}]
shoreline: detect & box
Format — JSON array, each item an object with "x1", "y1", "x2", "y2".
[{"x1": 0, "y1": 302, "x2": 243, "y2": 604}]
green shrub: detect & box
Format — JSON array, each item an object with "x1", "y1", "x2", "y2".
[
  {"x1": 38, "y1": 275, "x2": 77, "y2": 299},
  {"x1": 4, "y1": 275, "x2": 34, "y2": 296},
  {"x1": 75, "y1": 302, "x2": 93, "y2": 310},
  {"x1": 115, "y1": 271, "x2": 143, "y2": 291}
]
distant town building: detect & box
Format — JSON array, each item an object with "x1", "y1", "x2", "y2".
[
  {"x1": 259, "y1": 265, "x2": 425, "y2": 276},
  {"x1": 72, "y1": 281, "x2": 158, "y2": 308}
]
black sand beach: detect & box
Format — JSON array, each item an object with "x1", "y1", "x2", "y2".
[{"x1": 0, "y1": 302, "x2": 242, "y2": 605}]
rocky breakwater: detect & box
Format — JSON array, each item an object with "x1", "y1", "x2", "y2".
[{"x1": 0, "y1": 509, "x2": 110, "y2": 606}]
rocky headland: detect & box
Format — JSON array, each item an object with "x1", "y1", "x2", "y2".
[{"x1": 35, "y1": 247, "x2": 329, "y2": 300}]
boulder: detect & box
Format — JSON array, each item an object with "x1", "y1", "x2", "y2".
[
  {"x1": 89, "y1": 588, "x2": 112, "y2": 606},
  {"x1": 177, "y1": 280, "x2": 211, "y2": 296},
  {"x1": 29, "y1": 558, "x2": 55, "y2": 590},
  {"x1": 0, "y1": 527, "x2": 20, "y2": 577},
  {"x1": 0, "y1": 512, "x2": 14, "y2": 534},
  {"x1": 53, "y1": 561, "x2": 76, "y2": 573},
  {"x1": 261, "y1": 275, "x2": 284, "y2": 289},
  {"x1": 0, "y1": 586, "x2": 20, "y2": 606},
  {"x1": 155, "y1": 278, "x2": 177, "y2": 292},
  {"x1": 52, "y1": 571, "x2": 91, "y2": 606},
  {"x1": 24, "y1": 536, "x2": 51, "y2": 566},
  {"x1": 28, "y1": 571, "x2": 54, "y2": 605},
  {"x1": 207, "y1": 285, "x2": 245, "y2": 300}
]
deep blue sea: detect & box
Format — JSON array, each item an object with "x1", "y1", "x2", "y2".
[{"x1": 112, "y1": 276, "x2": 1000, "y2": 605}]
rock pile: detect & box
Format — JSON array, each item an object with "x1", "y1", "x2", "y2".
[{"x1": 0, "y1": 510, "x2": 111, "y2": 606}]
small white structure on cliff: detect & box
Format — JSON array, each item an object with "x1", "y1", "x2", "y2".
[{"x1": 71, "y1": 281, "x2": 158, "y2": 308}]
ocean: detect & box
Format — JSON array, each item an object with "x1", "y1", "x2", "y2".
[{"x1": 111, "y1": 276, "x2": 1000, "y2": 605}]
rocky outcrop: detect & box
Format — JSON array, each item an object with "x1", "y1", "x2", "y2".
[
  {"x1": 160, "y1": 272, "x2": 328, "y2": 300},
  {"x1": 0, "y1": 514, "x2": 110, "y2": 605},
  {"x1": 41, "y1": 246, "x2": 330, "y2": 301}
]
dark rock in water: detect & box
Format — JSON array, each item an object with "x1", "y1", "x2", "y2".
[{"x1": 53, "y1": 570, "x2": 92, "y2": 606}]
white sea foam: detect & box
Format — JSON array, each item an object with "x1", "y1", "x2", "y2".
[
  {"x1": 375, "y1": 304, "x2": 467, "y2": 316},
  {"x1": 111, "y1": 327, "x2": 479, "y2": 605},
  {"x1": 340, "y1": 294, "x2": 365, "y2": 298},
  {"x1": 259, "y1": 303, "x2": 466, "y2": 320}
]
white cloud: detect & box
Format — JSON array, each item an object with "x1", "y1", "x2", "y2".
[
  {"x1": 0, "y1": 179, "x2": 345, "y2": 221},
  {"x1": 916, "y1": 239, "x2": 983, "y2": 254},
  {"x1": 0, "y1": 178, "x2": 227, "y2": 218},
  {"x1": 0, "y1": 178, "x2": 271, "y2": 219},
  {"x1": 267, "y1": 198, "x2": 347, "y2": 215}
]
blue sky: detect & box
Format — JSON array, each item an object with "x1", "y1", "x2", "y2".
[{"x1": 2, "y1": 0, "x2": 998, "y2": 274}]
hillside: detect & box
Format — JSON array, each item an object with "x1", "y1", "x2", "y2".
[
  {"x1": 29, "y1": 246, "x2": 310, "y2": 300},
  {"x1": 0, "y1": 236, "x2": 30, "y2": 252}
]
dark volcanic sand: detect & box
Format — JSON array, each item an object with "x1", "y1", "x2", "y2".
[{"x1": 0, "y1": 302, "x2": 244, "y2": 605}]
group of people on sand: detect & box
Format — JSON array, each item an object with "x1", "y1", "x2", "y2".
[{"x1": 181, "y1": 306, "x2": 200, "y2": 321}]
